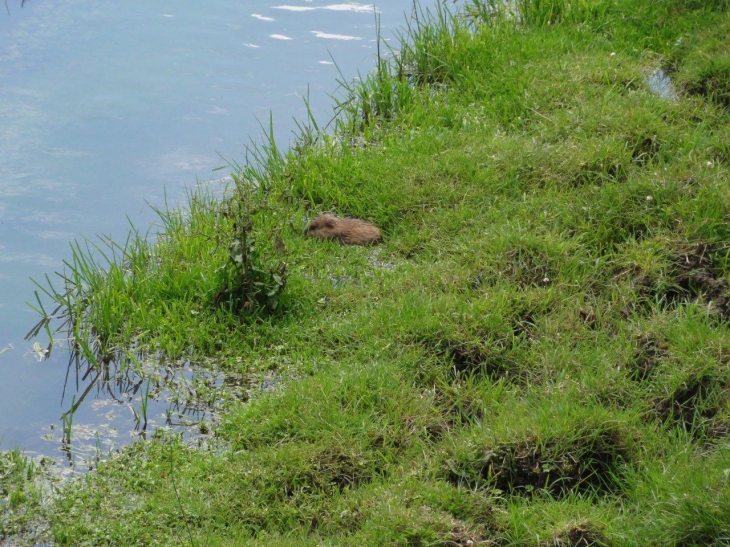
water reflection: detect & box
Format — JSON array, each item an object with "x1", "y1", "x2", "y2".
[
  {"x1": 647, "y1": 68, "x2": 677, "y2": 100},
  {"x1": 42, "y1": 338, "x2": 236, "y2": 469},
  {"x1": 4, "y1": 0, "x2": 30, "y2": 14}
]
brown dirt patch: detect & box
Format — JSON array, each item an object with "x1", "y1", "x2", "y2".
[
  {"x1": 447, "y1": 432, "x2": 628, "y2": 497},
  {"x1": 652, "y1": 373, "x2": 728, "y2": 437},
  {"x1": 542, "y1": 522, "x2": 608, "y2": 546},
  {"x1": 306, "y1": 446, "x2": 375, "y2": 493},
  {"x1": 627, "y1": 334, "x2": 667, "y2": 381},
  {"x1": 635, "y1": 243, "x2": 730, "y2": 320}
]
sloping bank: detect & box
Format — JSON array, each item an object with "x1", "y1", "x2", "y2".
[{"x1": 5, "y1": 0, "x2": 730, "y2": 544}]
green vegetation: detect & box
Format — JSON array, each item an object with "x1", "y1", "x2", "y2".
[
  {"x1": 5, "y1": 0, "x2": 730, "y2": 544},
  {"x1": 0, "y1": 449, "x2": 49, "y2": 543}
]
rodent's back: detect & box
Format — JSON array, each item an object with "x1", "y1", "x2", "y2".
[{"x1": 305, "y1": 214, "x2": 382, "y2": 246}]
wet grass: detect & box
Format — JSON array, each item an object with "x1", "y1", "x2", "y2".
[
  {"x1": 0, "y1": 449, "x2": 51, "y2": 544},
  {"x1": 6, "y1": 0, "x2": 730, "y2": 545}
]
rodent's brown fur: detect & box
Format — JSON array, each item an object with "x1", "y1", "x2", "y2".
[{"x1": 305, "y1": 214, "x2": 382, "y2": 246}]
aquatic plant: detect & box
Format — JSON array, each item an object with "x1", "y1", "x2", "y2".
[{"x1": 60, "y1": 395, "x2": 75, "y2": 449}]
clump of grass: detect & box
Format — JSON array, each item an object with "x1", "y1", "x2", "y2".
[
  {"x1": 631, "y1": 242, "x2": 730, "y2": 320},
  {"x1": 666, "y1": 15, "x2": 730, "y2": 107},
  {"x1": 626, "y1": 332, "x2": 668, "y2": 382},
  {"x1": 643, "y1": 332, "x2": 730, "y2": 440},
  {"x1": 631, "y1": 445, "x2": 730, "y2": 545},
  {"x1": 219, "y1": 361, "x2": 443, "y2": 457},
  {"x1": 651, "y1": 369, "x2": 729, "y2": 438},
  {"x1": 28, "y1": 177, "x2": 289, "y2": 365},
  {"x1": 334, "y1": 480, "x2": 495, "y2": 546},
  {"x1": 441, "y1": 396, "x2": 638, "y2": 497},
  {"x1": 396, "y1": 291, "x2": 550, "y2": 387},
  {"x1": 502, "y1": 495, "x2": 621, "y2": 546}
]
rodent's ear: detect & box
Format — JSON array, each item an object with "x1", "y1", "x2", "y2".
[{"x1": 325, "y1": 219, "x2": 335, "y2": 229}]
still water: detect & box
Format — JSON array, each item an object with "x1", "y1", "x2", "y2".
[{"x1": 0, "y1": 0, "x2": 427, "y2": 459}]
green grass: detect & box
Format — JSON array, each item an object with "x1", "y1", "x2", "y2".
[
  {"x1": 10, "y1": 0, "x2": 730, "y2": 545},
  {"x1": 0, "y1": 449, "x2": 50, "y2": 543}
]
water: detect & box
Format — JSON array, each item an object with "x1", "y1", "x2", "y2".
[
  {"x1": 647, "y1": 68, "x2": 677, "y2": 100},
  {"x1": 0, "y1": 0, "x2": 426, "y2": 459}
]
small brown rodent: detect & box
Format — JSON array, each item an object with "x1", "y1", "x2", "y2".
[{"x1": 305, "y1": 214, "x2": 382, "y2": 246}]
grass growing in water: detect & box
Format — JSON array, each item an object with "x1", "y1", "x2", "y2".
[
  {"x1": 15, "y1": 0, "x2": 730, "y2": 545},
  {"x1": 0, "y1": 449, "x2": 49, "y2": 543},
  {"x1": 29, "y1": 168, "x2": 290, "y2": 365}
]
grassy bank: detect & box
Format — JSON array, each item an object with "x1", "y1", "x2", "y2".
[{"x1": 5, "y1": 0, "x2": 730, "y2": 544}]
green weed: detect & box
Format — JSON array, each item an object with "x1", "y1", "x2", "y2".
[{"x1": 0, "y1": 449, "x2": 48, "y2": 543}]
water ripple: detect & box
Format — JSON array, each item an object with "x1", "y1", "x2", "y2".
[{"x1": 312, "y1": 30, "x2": 361, "y2": 40}]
